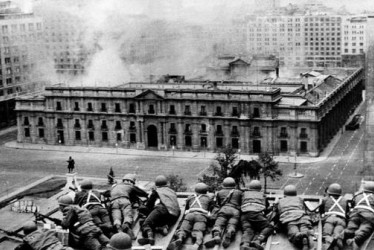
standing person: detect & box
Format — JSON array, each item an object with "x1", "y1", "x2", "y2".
[
  {"x1": 15, "y1": 221, "x2": 73, "y2": 250},
  {"x1": 168, "y1": 183, "x2": 214, "y2": 250},
  {"x1": 58, "y1": 194, "x2": 109, "y2": 250},
  {"x1": 67, "y1": 156, "x2": 75, "y2": 173},
  {"x1": 273, "y1": 185, "x2": 314, "y2": 250},
  {"x1": 319, "y1": 183, "x2": 348, "y2": 250},
  {"x1": 75, "y1": 179, "x2": 114, "y2": 238},
  {"x1": 204, "y1": 177, "x2": 242, "y2": 249},
  {"x1": 109, "y1": 174, "x2": 148, "y2": 239},
  {"x1": 138, "y1": 175, "x2": 181, "y2": 246},
  {"x1": 238, "y1": 180, "x2": 273, "y2": 250},
  {"x1": 341, "y1": 181, "x2": 374, "y2": 250}
]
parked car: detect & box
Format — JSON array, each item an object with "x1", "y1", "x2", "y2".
[{"x1": 346, "y1": 114, "x2": 361, "y2": 130}]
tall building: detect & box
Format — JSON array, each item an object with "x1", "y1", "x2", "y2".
[
  {"x1": 16, "y1": 68, "x2": 363, "y2": 157},
  {"x1": 0, "y1": 1, "x2": 45, "y2": 128}
]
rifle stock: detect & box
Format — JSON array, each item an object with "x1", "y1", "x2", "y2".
[{"x1": 34, "y1": 212, "x2": 62, "y2": 226}]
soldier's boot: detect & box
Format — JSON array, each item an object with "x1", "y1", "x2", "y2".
[
  {"x1": 123, "y1": 223, "x2": 135, "y2": 240},
  {"x1": 222, "y1": 230, "x2": 234, "y2": 248},
  {"x1": 346, "y1": 239, "x2": 359, "y2": 250},
  {"x1": 157, "y1": 225, "x2": 169, "y2": 236},
  {"x1": 138, "y1": 230, "x2": 155, "y2": 245},
  {"x1": 167, "y1": 234, "x2": 185, "y2": 250},
  {"x1": 240, "y1": 242, "x2": 252, "y2": 250},
  {"x1": 250, "y1": 234, "x2": 266, "y2": 250},
  {"x1": 204, "y1": 231, "x2": 221, "y2": 248}
]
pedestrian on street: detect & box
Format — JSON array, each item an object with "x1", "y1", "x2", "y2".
[{"x1": 67, "y1": 156, "x2": 75, "y2": 173}]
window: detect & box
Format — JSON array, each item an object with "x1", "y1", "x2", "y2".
[
  {"x1": 102, "y1": 132, "x2": 108, "y2": 141},
  {"x1": 38, "y1": 128, "x2": 44, "y2": 138},
  {"x1": 89, "y1": 131, "x2": 95, "y2": 141},
  {"x1": 57, "y1": 118, "x2": 63, "y2": 128},
  {"x1": 232, "y1": 126, "x2": 239, "y2": 136},
  {"x1": 253, "y1": 127, "x2": 261, "y2": 137},
  {"x1": 200, "y1": 137, "x2": 207, "y2": 147},
  {"x1": 280, "y1": 140, "x2": 288, "y2": 152},
  {"x1": 253, "y1": 107, "x2": 260, "y2": 118},
  {"x1": 300, "y1": 128, "x2": 308, "y2": 138},
  {"x1": 74, "y1": 102, "x2": 79, "y2": 111},
  {"x1": 216, "y1": 137, "x2": 223, "y2": 148},
  {"x1": 201, "y1": 124, "x2": 207, "y2": 132},
  {"x1": 87, "y1": 102, "x2": 93, "y2": 111},
  {"x1": 185, "y1": 136, "x2": 192, "y2": 147},
  {"x1": 23, "y1": 117, "x2": 29, "y2": 125},
  {"x1": 88, "y1": 120, "x2": 94, "y2": 129},
  {"x1": 253, "y1": 140, "x2": 261, "y2": 153},
  {"x1": 101, "y1": 120, "x2": 108, "y2": 130},
  {"x1": 200, "y1": 105, "x2": 207, "y2": 116},
  {"x1": 115, "y1": 103, "x2": 121, "y2": 112},
  {"x1": 130, "y1": 133, "x2": 136, "y2": 143},
  {"x1": 184, "y1": 105, "x2": 191, "y2": 115},
  {"x1": 24, "y1": 127, "x2": 30, "y2": 137},
  {"x1": 130, "y1": 121, "x2": 136, "y2": 130},
  {"x1": 232, "y1": 106, "x2": 239, "y2": 117},
  {"x1": 129, "y1": 103, "x2": 135, "y2": 113},
  {"x1": 37, "y1": 117, "x2": 43, "y2": 126},
  {"x1": 215, "y1": 106, "x2": 223, "y2": 116},
  {"x1": 56, "y1": 101, "x2": 62, "y2": 111},
  {"x1": 185, "y1": 124, "x2": 192, "y2": 134},
  {"x1": 75, "y1": 131, "x2": 81, "y2": 140},
  {"x1": 148, "y1": 104, "x2": 155, "y2": 114},
  {"x1": 169, "y1": 105, "x2": 176, "y2": 114},
  {"x1": 116, "y1": 133, "x2": 122, "y2": 141},
  {"x1": 74, "y1": 119, "x2": 81, "y2": 129},
  {"x1": 115, "y1": 121, "x2": 122, "y2": 130},
  {"x1": 215, "y1": 125, "x2": 223, "y2": 136},
  {"x1": 101, "y1": 103, "x2": 107, "y2": 112},
  {"x1": 232, "y1": 138, "x2": 239, "y2": 149},
  {"x1": 280, "y1": 127, "x2": 288, "y2": 137}
]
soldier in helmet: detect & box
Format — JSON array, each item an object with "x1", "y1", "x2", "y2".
[
  {"x1": 138, "y1": 175, "x2": 181, "y2": 246},
  {"x1": 75, "y1": 179, "x2": 114, "y2": 237},
  {"x1": 15, "y1": 221, "x2": 74, "y2": 250},
  {"x1": 168, "y1": 183, "x2": 214, "y2": 250},
  {"x1": 238, "y1": 180, "x2": 273, "y2": 250},
  {"x1": 341, "y1": 181, "x2": 374, "y2": 249},
  {"x1": 103, "y1": 232, "x2": 132, "y2": 250},
  {"x1": 273, "y1": 185, "x2": 314, "y2": 250},
  {"x1": 204, "y1": 177, "x2": 242, "y2": 249},
  {"x1": 109, "y1": 173, "x2": 148, "y2": 238},
  {"x1": 58, "y1": 194, "x2": 109, "y2": 250},
  {"x1": 319, "y1": 183, "x2": 348, "y2": 250}
]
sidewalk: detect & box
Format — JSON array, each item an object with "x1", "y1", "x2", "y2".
[{"x1": 4, "y1": 131, "x2": 339, "y2": 163}]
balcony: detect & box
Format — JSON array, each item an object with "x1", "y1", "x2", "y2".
[
  {"x1": 87, "y1": 125, "x2": 95, "y2": 130},
  {"x1": 74, "y1": 124, "x2": 81, "y2": 129},
  {"x1": 199, "y1": 111, "x2": 207, "y2": 116},
  {"x1": 184, "y1": 111, "x2": 192, "y2": 116},
  {"x1": 214, "y1": 112, "x2": 223, "y2": 117},
  {"x1": 215, "y1": 131, "x2": 224, "y2": 136},
  {"x1": 300, "y1": 133, "x2": 308, "y2": 139},
  {"x1": 231, "y1": 131, "x2": 240, "y2": 137},
  {"x1": 252, "y1": 132, "x2": 261, "y2": 138},
  {"x1": 169, "y1": 129, "x2": 177, "y2": 134},
  {"x1": 56, "y1": 123, "x2": 64, "y2": 129},
  {"x1": 184, "y1": 130, "x2": 192, "y2": 135},
  {"x1": 199, "y1": 129, "x2": 208, "y2": 134},
  {"x1": 129, "y1": 126, "x2": 136, "y2": 132},
  {"x1": 231, "y1": 112, "x2": 240, "y2": 117},
  {"x1": 169, "y1": 110, "x2": 176, "y2": 115},
  {"x1": 279, "y1": 133, "x2": 289, "y2": 138}
]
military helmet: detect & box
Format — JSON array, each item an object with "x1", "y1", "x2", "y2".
[
  {"x1": 248, "y1": 180, "x2": 262, "y2": 191},
  {"x1": 327, "y1": 183, "x2": 342, "y2": 196},
  {"x1": 364, "y1": 181, "x2": 374, "y2": 193},
  {"x1": 23, "y1": 221, "x2": 37, "y2": 235},
  {"x1": 283, "y1": 185, "x2": 297, "y2": 196},
  {"x1": 58, "y1": 194, "x2": 74, "y2": 206},
  {"x1": 80, "y1": 180, "x2": 93, "y2": 190},
  {"x1": 123, "y1": 174, "x2": 136, "y2": 184},
  {"x1": 155, "y1": 175, "x2": 167, "y2": 187},
  {"x1": 108, "y1": 232, "x2": 132, "y2": 250},
  {"x1": 222, "y1": 177, "x2": 236, "y2": 188},
  {"x1": 195, "y1": 183, "x2": 208, "y2": 194}
]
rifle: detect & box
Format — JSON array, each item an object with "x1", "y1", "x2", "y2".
[
  {"x1": 34, "y1": 211, "x2": 62, "y2": 226},
  {"x1": 0, "y1": 227, "x2": 24, "y2": 239}
]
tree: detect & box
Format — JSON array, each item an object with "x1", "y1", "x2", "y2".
[
  {"x1": 198, "y1": 145, "x2": 239, "y2": 192},
  {"x1": 166, "y1": 174, "x2": 187, "y2": 192},
  {"x1": 229, "y1": 159, "x2": 262, "y2": 187},
  {"x1": 257, "y1": 152, "x2": 282, "y2": 194}
]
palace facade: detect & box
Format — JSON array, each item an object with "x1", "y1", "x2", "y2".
[{"x1": 15, "y1": 68, "x2": 364, "y2": 157}]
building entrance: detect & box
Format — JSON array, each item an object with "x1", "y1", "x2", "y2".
[
  {"x1": 147, "y1": 125, "x2": 158, "y2": 147},
  {"x1": 57, "y1": 130, "x2": 64, "y2": 144}
]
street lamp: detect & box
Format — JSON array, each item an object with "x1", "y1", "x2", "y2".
[
  {"x1": 172, "y1": 146, "x2": 175, "y2": 156},
  {"x1": 115, "y1": 143, "x2": 118, "y2": 154}
]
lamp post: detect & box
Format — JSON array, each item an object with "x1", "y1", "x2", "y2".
[
  {"x1": 115, "y1": 143, "x2": 118, "y2": 154},
  {"x1": 172, "y1": 145, "x2": 175, "y2": 157}
]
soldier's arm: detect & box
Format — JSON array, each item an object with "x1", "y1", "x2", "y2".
[
  {"x1": 133, "y1": 185, "x2": 148, "y2": 198},
  {"x1": 61, "y1": 207, "x2": 74, "y2": 229}
]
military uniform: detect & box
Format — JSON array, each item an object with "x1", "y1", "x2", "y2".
[
  {"x1": 139, "y1": 185, "x2": 180, "y2": 245},
  {"x1": 320, "y1": 195, "x2": 348, "y2": 247},
  {"x1": 275, "y1": 196, "x2": 312, "y2": 248},
  {"x1": 110, "y1": 180, "x2": 148, "y2": 232},
  {"x1": 15, "y1": 229, "x2": 73, "y2": 250},
  {"x1": 343, "y1": 191, "x2": 374, "y2": 246},
  {"x1": 61, "y1": 205, "x2": 109, "y2": 250},
  {"x1": 240, "y1": 189, "x2": 273, "y2": 250},
  {"x1": 75, "y1": 189, "x2": 113, "y2": 237}
]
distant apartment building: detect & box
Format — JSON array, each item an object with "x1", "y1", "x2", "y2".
[{"x1": 0, "y1": 1, "x2": 45, "y2": 128}]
